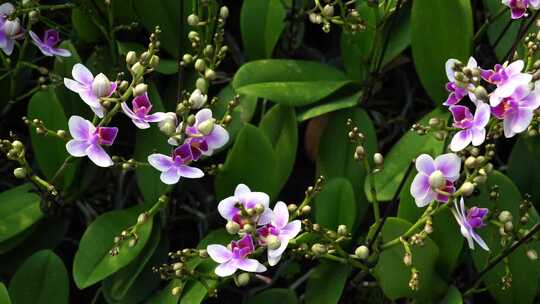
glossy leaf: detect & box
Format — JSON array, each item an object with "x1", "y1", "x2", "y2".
[
  {"x1": 232, "y1": 60, "x2": 351, "y2": 106},
  {"x1": 241, "y1": 0, "x2": 286, "y2": 60},
  {"x1": 73, "y1": 205, "x2": 153, "y2": 289},
  {"x1": 0, "y1": 184, "x2": 42, "y2": 243},
  {"x1": 366, "y1": 108, "x2": 449, "y2": 202},
  {"x1": 507, "y1": 137, "x2": 540, "y2": 201},
  {"x1": 297, "y1": 91, "x2": 361, "y2": 122},
  {"x1": 214, "y1": 85, "x2": 257, "y2": 142},
  {"x1": 145, "y1": 279, "x2": 183, "y2": 304},
  {"x1": 215, "y1": 124, "x2": 279, "y2": 200},
  {"x1": 71, "y1": 8, "x2": 101, "y2": 43},
  {"x1": 483, "y1": 0, "x2": 523, "y2": 60},
  {"x1": 381, "y1": 4, "x2": 411, "y2": 67},
  {"x1": 440, "y1": 286, "x2": 463, "y2": 304},
  {"x1": 411, "y1": 0, "x2": 473, "y2": 103},
  {"x1": 246, "y1": 288, "x2": 297, "y2": 304},
  {"x1": 0, "y1": 282, "x2": 11, "y2": 304},
  {"x1": 315, "y1": 178, "x2": 356, "y2": 230},
  {"x1": 305, "y1": 261, "x2": 349, "y2": 304},
  {"x1": 9, "y1": 250, "x2": 69, "y2": 304}
]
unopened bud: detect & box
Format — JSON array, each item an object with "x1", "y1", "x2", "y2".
[
  {"x1": 234, "y1": 273, "x2": 250, "y2": 287},
  {"x1": 197, "y1": 119, "x2": 215, "y2": 136},
  {"x1": 195, "y1": 59, "x2": 206, "y2": 72},
  {"x1": 11, "y1": 140, "x2": 23, "y2": 151},
  {"x1": 323, "y1": 5, "x2": 334, "y2": 17},
  {"x1": 158, "y1": 112, "x2": 178, "y2": 136},
  {"x1": 171, "y1": 286, "x2": 182, "y2": 296},
  {"x1": 267, "y1": 235, "x2": 281, "y2": 250},
  {"x1": 474, "y1": 86, "x2": 488, "y2": 100},
  {"x1": 428, "y1": 118, "x2": 440, "y2": 127},
  {"x1": 301, "y1": 205, "x2": 311, "y2": 215},
  {"x1": 205, "y1": 69, "x2": 216, "y2": 81},
  {"x1": 226, "y1": 221, "x2": 240, "y2": 234},
  {"x1": 355, "y1": 245, "x2": 369, "y2": 259},
  {"x1": 243, "y1": 224, "x2": 255, "y2": 234},
  {"x1": 126, "y1": 51, "x2": 137, "y2": 65},
  {"x1": 337, "y1": 225, "x2": 348, "y2": 236},
  {"x1": 187, "y1": 14, "x2": 199, "y2": 26},
  {"x1": 220, "y1": 6, "x2": 229, "y2": 19},
  {"x1": 527, "y1": 249, "x2": 538, "y2": 260},
  {"x1": 504, "y1": 221, "x2": 514, "y2": 232},
  {"x1": 133, "y1": 83, "x2": 148, "y2": 96},
  {"x1": 189, "y1": 89, "x2": 207, "y2": 109},
  {"x1": 92, "y1": 73, "x2": 112, "y2": 98},
  {"x1": 288, "y1": 204, "x2": 297, "y2": 213},
  {"x1": 373, "y1": 153, "x2": 384, "y2": 166},
  {"x1": 195, "y1": 78, "x2": 207, "y2": 92},
  {"x1": 311, "y1": 243, "x2": 327, "y2": 255},
  {"x1": 131, "y1": 62, "x2": 145, "y2": 75},
  {"x1": 13, "y1": 167, "x2": 27, "y2": 179},
  {"x1": 460, "y1": 182, "x2": 475, "y2": 196},
  {"x1": 254, "y1": 203, "x2": 265, "y2": 214},
  {"x1": 428, "y1": 170, "x2": 445, "y2": 189},
  {"x1": 182, "y1": 54, "x2": 193, "y2": 64},
  {"x1": 498, "y1": 210, "x2": 513, "y2": 223},
  {"x1": 137, "y1": 212, "x2": 148, "y2": 224},
  {"x1": 403, "y1": 253, "x2": 412, "y2": 266},
  {"x1": 465, "y1": 156, "x2": 476, "y2": 169},
  {"x1": 149, "y1": 55, "x2": 160, "y2": 68}
]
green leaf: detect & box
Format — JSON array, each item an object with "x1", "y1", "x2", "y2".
[
  {"x1": 0, "y1": 282, "x2": 11, "y2": 304},
  {"x1": 0, "y1": 184, "x2": 42, "y2": 243},
  {"x1": 71, "y1": 8, "x2": 102, "y2": 43},
  {"x1": 214, "y1": 85, "x2": 257, "y2": 142},
  {"x1": 28, "y1": 89, "x2": 76, "y2": 187},
  {"x1": 315, "y1": 178, "x2": 356, "y2": 230},
  {"x1": 73, "y1": 205, "x2": 154, "y2": 289},
  {"x1": 305, "y1": 261, "x2": 349, "y2": 304},
  {"x1": 9, "y1": 250, "x2": 69, "y2": 304},
  {"x1": 318, "y1": 107, "x2": 377, "y2": 222},
  {"x1": 440, "y1": 286, "x2": 462, "y2": 304},
  {"x1": 366, "y1": 108, "x2": 449, "y2": 202},
  {"x1": 246, "y1": 288, "x2": 298, "y2": 304},
  {"x1": 232, "y1": 60, "x2": 351, "y2": 106},
  {"x1": 134, "y1": 84, "x2": 170, "y2": 205},
  {"x1": 297, "y1": 91, "x2": 361, "y2": 122},
  {"x1": 483, "y1": 0, "x2": 522, "y2": 60},
  {"x1": 145, "y1": 279, "x2": 182, "y2": 304},
  {"x1": 471, "y1": 171, "x2": 540, "y2": 304},
  {"x1": 260, "y1": 105, "x2": 298, "y2": 192},
  {"x1": 411, "y1": 0, "x2": 473, "y2": 103},
  {"x1": 215, "y1": 124, "x2": 280, "y2": 200},
  {"x1": 507, "y1": 137, "x2": 540, "y2": 201},
  {"x1": 374, "y1": 218, "x2": 442, "y2": 300},
  {"x1": 381, "y1": 4, "x2": 411, "y2": 67},
  {"x1": 241, "y1": 0, "x2": 286, "y2": 60}
]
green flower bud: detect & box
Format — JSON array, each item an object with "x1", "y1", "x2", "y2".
[
  {"x1": 459, "y1": 182, "x2": 475, "y2": 196},
  {"x1": 182, "y1": 54, "x2": 193, "y2": 64},
  {"x1": 498, "y1": 210, "x2": 513, "y2": 223},
  {"x1": 13, "y1": 167, "x2": 27, "y2": 179},
  {"x1": 234, "y1": 273, "x2": 250, "y2": 287},
  {"x1": 373, "y1": 153, "x2": 384, "y2": 166},
  {"x1": 355, "y1": 245, "x2": 369, "y2": 260},
  {"x1": 195, "y1": 78, "x2": 207, "y2": 92},
  {"x1": 133, "y1": 83, "x2": 148, "y2": 96},
  {"x1": 187, "y1": 14, "x2": 199, "y2": 26},
  {"x1": 267, "y1": 235, "x2": 281, "y2": 250},
  {"x1": 194, "y1": 59, "x2": 206, "y2": 72},
  {"x1": 254, "y1": 203, "x2": 265, "y2": 214},
  {"x1": 131, "y1": 62, "x2": 145, "y2": 76},
  {"x1": 126, "y1": 51, "x2": 137, "y2": 65},
  {"x1": 149, "y1": 55, "x2": 160, "y2": 68},
  {"x1": 220, "y1": 6, "x2": 229, "y2": 19},
  {"x1": 311, "y1": 243, "x2": 327, "y2": 255},
  {"x1": 428, "y1": 170, "x2": 445, "y2": 189},
  {"x1": 204, "y1": 68, "x2": 216, "y2": 81},
  {"x1": 337, "y1": 225, "x2": 348, "y2": 236},
  {"x1": 197, "y1": 119, "x2": 215, "y2": 136},
  {"x1": 226, "y1": 221, "x2": 240, "y2": 234}
]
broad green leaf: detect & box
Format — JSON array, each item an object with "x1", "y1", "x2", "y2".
[
  {"x1": 305, "y1": 261, "x2": 349, "y2": 304},
  {"x1": 73, "y1": 205, "x2": 154, "y2": 289},
  {"x1": 28, "y1": 89, "x2": 76, "y2": 187},
  {"x1": 381, "y1": 4, "x2": 411, "y2": 67},
  {"x1": 374, "y1": 217, "x2": 442, "y2": 300},
  {"x1": 71, "y1": 8, "x2": 102, "y2": 43},
  {"x1": 318, "y1": 107, "x2": 377, "y2": 222},
  {"x1": 471, "y1": 172, "x2": 540, "y2": 304},
  {"x1": 366, "y1": 108, "x2": 449, "y2": 202},
  {"x1": 260, "y1": 105, "x2": 298, "y2": 192},
  {"x1": 214, "y1": 85, "x2": 257, "y2": 142},
  {"x1": 507, "y1": 137, "x2": 540, "y2": 201},
  {"x1": 315, "y1": 178, "x2": 356, "y2": 230},
  {"x1": 241, "y1": 0, "x2": 286, "y2": 60},
  {"x1": 297, "y1": 91, "x2": 361, "y2": 122},
  {"x1": 440, "y1": 286, "x2": 463, "y2": 304},
  {"x1": 134, "y1": 84, "x2": 170, "y2": 205},
  {"x1": 0, "y1": 224, "x2": 35, "y2": 255},
  {"x1": 9, "y1": 250, "x2": 69, "y2": 304},
  {"x1": 232, "y1": 60, "x2": 351, "y2": 106},
  {"x1": 0, "y1": 184, "x2": 42, "y2": 243},
  {"x1": 0, "y1": 282, "x2": 11, "y2": 304},
  {"x1": 411, "y1": 0, "x2": 473, "y2": 103},
  {"x1": 215, "y1": 124, "x2": 280, "y2": 200},
  {"x1": 246, "y1": 288, "x2": 298, "y2": 304},
  {"x1": 145, "y1": 279, "x2": 182, "y2": 304}
]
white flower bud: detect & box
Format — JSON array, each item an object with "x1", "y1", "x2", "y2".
[
  {"x1": 197, "y1": 118, "x2": 215, "y2": 135},
  {"x1": 220, "y1": 6, "x2": 229, "y2": 19},
  {"x1": 311, "y1": 243, "x2": 327, "y2": 255},
  {"x1": 131, "y1": 62, "x2": 145, "y2": 75},
  {"x1": 205, "y1": 68, "x2": 216, "y2": 81},
  {"x1": 187, "y1": 14, "x2": 199, "y2": 26},
  {"x1": 195, "y1": 59, "x2": 206, "y2": 72},
  {"x1": 13, "y1": 167, "x2": 27, "y2": 179},
  {"x1": 267, "y1": 235, "x2": 281, "y2": 250},
  {"x1": 504, "y1": 221, "x2": 514, "y2": 232},
  {"x1": 92, "y1": 73, "x2": 112, "y2": 98},
  {"x1": 189, "y1": 89, "x2": 207, "y2": 109},
  {"x1": 323, "y1": 5, "x2": 334, "y2": 17},
  {"x1": 428, "y1": 170, "x2": 445, "y2": 189},
  {"x1": 158, "y1": 112, "x2": 178, "y2": 136},
  {"x1": 337, "y1": 225, "x2": 348, "y2": 236},
  {"x1": 243, "y1": 224, "x2": 255, "y2": 234},
  {"x1": 465, "y1": 156, "x2": 476, "y2": 169},
  {"x1": 149, "y1": 55, "x2": 160, "y2": 68},
  {"x1": 226, "y1": 221, "x2": 240, "y2": 234},
  {"x1": 459, "y1": 182, "x2": 475, "y2": 196},
  {"x1": 355, "y1": 245, "x2": 369, "y2": 260},
  {"x1": 527, "y1": 249, "x2": 538, "y2": 260},
  {"x1": 235, "y1": 273, "x2": 250, "y2": 287},
  {"x1": 126, "y1": 51, "x2": 137, "y2": 65},
  {"x1": 133, "y1": 83, "x2": 148, "y2": 96},
  {"x1": 498, "y1": 210, "x2": 513, "y2": 223},
  {"x1": 373, "y1": 153, "x2": 384, "y2": 166},
  {"x1": 254, "y1": 203, "x2": 265, "y2": 214}
]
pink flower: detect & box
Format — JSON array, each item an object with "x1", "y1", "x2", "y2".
[
  {"x1": 29, "y1": 29, "x2": 71, "y2": 57},
  {"x1": 66, "y1": 116, "x2": 118, "y2": 167},
  {"x1": 451, "y1": 197, "x2": 489, "y2": 251},
  {"x1": 0, "y1": 3, "x2": 24, "y2": 55},
  {"x1": 449, "y1": 103, "x2": 490, "y2": 152},
  {"x1": 481, "y1": 60, "x2": 532, "y2": 106},
  {"x1": 491, "y1": 85, "x2": 540, "y2": 138},
  {"x1": 502, "y1": 0, "x2": 540, "y2": 19},
  {"x1": 121, "y1": 93, "x2": 166, "y2": 129},
  {"x1": 181, "y1": 109, "x2": 229, "y2": 159},
  {"x1": 147, "y1": 144, "x2": 204, "y2": 185},
  {"x1": 410, "y1": 154, "x2": 461, "y2": 207},
  {"x1": 218, "y1": 184, "x2": 272, "y2": 227},
  {"x1": 207, "y1": 234, "x2": 267, "y2": 277},
  {"x1": 444, "y1": 57, "x2": 478, "y2": 106},
  {"x1": 257, "y1": 201, "x2": 301, "y2": 266},
  {"x1": 63, "y1": 64, "x2": 117, "y2": 118}
]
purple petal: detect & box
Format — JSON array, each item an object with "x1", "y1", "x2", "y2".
[
  {"x1": 510, "y1": 107, "x2": 533, "y2": 134},
  {"x1": 144, "y1": 112, "x2": 167, "y2": 123},
  {"x1": 66, "y1": 140, "x2": 90, "y2": 157},
  {"x1": 240, "y1": 191, "x2": 270, "y2": 210},
  {"x1": 133, "y1": 93, "x2": 151, "y2": 110},
  {"x1": 177, "y1": 165, "x2": 204, "y2": 179},
  {"x1": 434, "y1": 153, "x2": 461, "y2": 181},
  {"x1": 410, "y1": 173, "x2": 431, "y2": 207},
  {"x1": 471, "y1": 128, "x2": 486, "y2": 146},
  {"x1": 121, "y1": 101, "x2": 138, "y2": 119},
  {"x1": 79, "y1": 89, "x2": 100, "y2": 108},
  {"x1": 207, "y1": 245, "x2": 232, "y2": 263},
  {"x1": 236, "y1": 258, "x2": 266, "y2": 273},
  {"x1": 205, "y1": 125, "x2": 229, "y2": 151},
  {"x1": 218, "y1": 197, "x2": 239, "y2": 221},
  {"x1": 473, "y1": 103, "x2": 490, "y2": 128},
  {"x1": 258, "y1": 208, "x2": 273, "y2": 226},
  {"x1": 195, "y1": 108, "x2": 213, "y2": 125},
  {"x1": 72, "y1": 63, "x2": 93, "y2": 85},
  {"x1": 415, "y1": 154, "x2": 435, "y2": 175},
  {"x1": 450, "y1": 130, "x2": 472, "y2": 152},
  {"x1": 471, "y1": 231, "x2": 490, "y2": 251},
  {"x1": 68, "y1": 116, "x2": 94, "y2": 140},
  {"x1": 64, "y1": 78, "x2": 85, "y2": 93},
  {"x1": 521, "y1": 88, "x2": 540, "y2": 109},
  {"x1": 160, "y1": 168, "x2": 181, "y2": 184},
  {"x1": 503, "y1": 117, "x2": 515, "y2": 138},
  {"x1": 0, "y1": 3, "x2": 14, "y2": 16},
  {"x1": 3, "y1": 39, "x2": 15, "y2": 55},
  {"x1": 97, "y1": 127, "x2": 117, "y2": 146},
  {"x1": 214, "y1": 261, "x2": 238, "y2": 277},
  {"x1": 506, "y1": 60, "x2": 525, "y2": 76},
  {"x1": 147, "y1": 154, "x2": 174, "y2": 172},
  {"x1": 272, "y1": 201, "x2": 289, "y2": 229},
  {"x1": 280, "y1": 220, "x2": 301, "y2": 240},
  {"x1": 50, "y1": 48, "x2": 71, "y2": 57},
  {"x1": 511, "y1": 7, "x2": 526, "y2": 19},
  {"x1": 85, "y1": 144, "x2": 113, "y2": 167}
]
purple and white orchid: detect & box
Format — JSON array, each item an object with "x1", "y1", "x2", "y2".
[
  {"x1": 147, "y1": 143, "x2": 204, "y2": 185},
  {"x1": 0, "y1": 3, "x2": 24, "y2": 56},
  {"x1": 64, "y1": 64, "x2": 117, "y2": 118},
  {"x1": 444, "y1": 57, "x2": 478, "y2": 106},
  {"x1": 491, "y1": 85, "x2": 540, "y2": 138},
  {"x1": 451, "y1": 197, "x2": 489, "y2": 251},
  {"x1": 502, "y1": 0, "x2": 540, "y2": 19},
  {"x1": 449, "y1": 103, "x2": 491, "y2": 152},
  {"x1": 257, "y1": 201, "x2": 301, "y2": 266},
  {"x1": 66, "y1": 116, "x2": 118, "y2": 167},
  {"x1": 410, "y1": 153, "x2": 461, "y2": 207},
  {"x1": 218, "y1": 184, "x2": 272, "y2": 227},
  {"x1": 183, "y1": 109, "x2": 229, "y2": 159},
  {"x1": 121, "y1": 93, "x2": 166, "y2": 129},
  {"x1": 207, "y1": 234, "x2": 267, "y2": 277},
  {"x1": 29, "y1": 29, "x2": 71, "y2": 57},
  {"x1": 481, "y1": 60, "x2": 532, "y2": 106}
]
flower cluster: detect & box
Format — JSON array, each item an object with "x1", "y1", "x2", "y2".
[
  {"x1": 207, "y1": 184, "x2": 301, "y2": 277},
  {"x1": 502, "y1": 0, "x2": 540, "y2": 19}
]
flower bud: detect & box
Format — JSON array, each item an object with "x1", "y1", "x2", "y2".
[
  {"x1": 126, "y1": 51, "x2": 137, "y2": 65},
  {"x1": 205, "y1": 68, "x2": 216, "y2": 81},
  {"x1": 254, "y1": 203, "x2": 265, "y2": 214},
  {"x1": 182, "y1": 54, "x2": 193, "y2": 64},
  {"x1": 4, "y1": 19, "x2": 22, "y2": 37},
  {"x1": 187, "y1": 14, "x2": 199, "y2": 26},
  {"x1": 337, "y1": 225, "x2": 348, "y2": 236},
  {"x1": 473, "y1": 175, "x2": 487, "y2": 184},
  {"x1": 220, "y1": 6, "x2": 229, "y2": 19},
  {"x1": 355, "y1": 245, "x2": 369, "y2": 260},
  {"x1": 504, "y1": 221, "x2": 514, "y2": 232},
  {"x1": 527, "y1": 249, "x2": 538, "y2": 260},
  {"x1": 301, "y1": 205, "x2": 311, "y2": 215},
  {"x1": 149, "y1": 55, "x2": 160, "y2": 68},
  {"x1": 12, "y1": 140, "x2": 24, "y2": 151},
  {"x1": 119, "y1": 80, "x2": 129, "y2": 91},
  {"x1": 195, "y1": 78, "x2": 207, "y2": 92},
  {"x1": 428, "y1": 170, "x2": 445, "y2": 189},
  {"x1": 498, "y1": 210, "x2": 513, "y2": 223},
  {"x1": 267, "y1": 235, "x2": 281, "y2": 250},
  {"x1": 373, "y1": 153, "x2": 384, "y2": 166},
  {"x1": 189, "y1": 89, "x2": 207, "y2": 109},
  {"x1": 226, "y1": 221, "x2": 240, "y2": 234},
  {"x1": 158, "y1": 112, "x2": 178, "y2": 136},
  {"x1": 56, "y1": 130, "x2": 67, "y2": 138},
  {"x1": 323, "y1": 5, "x2": 334, "y2": 17},
  {"x1": 137, "y1": 212, "x2": 148, "y2": 224},
  {"x1": 28, "y1": 10, "x2": 39, "y2": 24},
  {"x1": 197, "y1": 118, "x2": 215, "y2": 136},
  {"x1": 287, "y1": 204, "x2": 297, "y2": 213},
  {"x1": 474, "y1": 86, "x2": 488, "y2": 100},
  {"x1": 131, "y1": 62, "x2": 145, "y2": 75},
  {"x1": 171, "y1": 286, "x2": 182, "y2": 296},
  {"x1": 465, "y1": 156, "x2": 476, "y2": 169},
  {"x1": 243, "y1": 224, "x2": 255, "y2": 234},
  {"x1": 428, "y1": 118, "x2": 440, "y2": 127},
  {"x1": 92, "y1": 73, "x2": 112, "y2": 98},
  {"x1": 403, "y1": 253, "x2": 412, "y2": 266},
  {"x1": 311, "y1": 243, "x2": 327, "y2": 255},
  {"x1": 195, "y1": 59, "x2": 206, "y2": 72},
  {"x1": 13, "y1": 167, "x2": 27, "y2": 179},
  {"x1": 459, "y1": 182, "x2": 475, "y2": 196},
  {"x1": 133, "y1": 83, "x2": 148, "y2": 96},
  {"x1": 234, "y1": 273, "x2": 250, "y2": 287}
]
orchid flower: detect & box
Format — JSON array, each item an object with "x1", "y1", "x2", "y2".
[
  {"x1": 64, "y1": 64, "x2": 117, "y2": 118},
  {"x1": 218, "y1": 184, "x2": 272, "y2": 227},
  {"x1": 0, "y1": 3, "x2": 24, "y2": 55},
  {"x1": 410, "y1": 153, "x2": 461, "y2": 207},
  {"x1": 176, "y1": 109, "x2": 229, "y2": 159},
  {"x1": 29, "y1": 29, "x2": 71, "y2": 57},
  {"x1": 444, "y1": 57, "x2": 478, "y2": 106},
  {"x1": 147, "y1": 143, "x2": 204, "y2": 185},
  {"x1": 257, "y1": 201, "x2": 301, "y2": 266},
  {"x1": 207, "y1": 234, "x2": 267, "y2": 277},
  {"x1": 121, "y1": 93, "x2": 166, "y2": 129},
  {"x1": 481, "y1": 60, "x2": 532, "y2": 106},
  {"x1": 189, "y1": 89, "x2": 208, "y2": 109},
  {"x1": 502, "y1": 0, "x2": 540, "y2": 19},
  {"x1": 491, "y1": 85, "x2": 540, "y2": 138},
  {"x1": 449, "y1": 103, "x2": 490, "y2": 152},
  {"x1": 66, "y1": 116, "x2": 118, "y2": 167},
  {"x1": 451, "y1": 197, "x2": 490, "y2": 251}
]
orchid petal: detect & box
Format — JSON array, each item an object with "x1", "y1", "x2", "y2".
[
  {"x1": 217, "y1": 197, "x2": 239, "y2": 221},
  {"x1": 272, "y1": 201, "x2": 289, "y2": 229},
  {"x1": 66, "y1": 140, "x2": 90, "y2": 157},
  {"x1": 68, "y1": 115, "x2": 94, "y2": 140},
  {"x1": 177, "y1": 165, "x2": 204, "y2": 179},
  {"x1": 72, "y1": 63, "x2": 93, "y2": 85},
  {"x1": 160, "y1": 168, "x2": 181, "y2": 184},
  {"x1": 207, "y1": 245, "x2": 232, "y2": 263},
  {"x1": 86, "y1": 144, "x2": 113, "y2": 167},
  {"x1": 415, "y1": 154, "x2": 435, "y2": 175},
  {"x1": 147, "y1": 154, "x2": 174, "y2": 172},
  {"x1": 214, "y1": 261, "x2": 238, "y2": 277},
  {"x1": 450, "y1": 129, "x2": 472, "y2": 152},
  {"x1": 434, "y1": 153, "x2": 461, "y2": 181}
]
